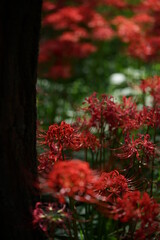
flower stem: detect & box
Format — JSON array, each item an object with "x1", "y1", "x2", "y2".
[
  {"x1": 150, "y1": 125, "x2": 156, "y2": 196},
  {"x1": 70, "y1": 198, "x2": 79, "y2": 240}
]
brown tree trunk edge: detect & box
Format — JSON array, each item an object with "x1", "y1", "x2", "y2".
[{"x1": 0, "y1": 1, "x2": 44, "y2": 239}]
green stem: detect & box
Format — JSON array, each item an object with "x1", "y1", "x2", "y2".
[
  {"x1": 103, "y1": 138, "x2": 106, "y2": 169},
  {"x1": 99, "y1": 109, "x2": 103, "y2": 168},
  {"x1": 85, "y1": 149, "x2": 88, "y2": 162},
  {"x1": 62, "y1": 147, "x2": 65, "y2": 160},
  {"x1": 150, "y1": 125, "x2": 156, "y2": 196},
  {"x1": 70, "y1": 198, "x2": 79, "y2": 240}
]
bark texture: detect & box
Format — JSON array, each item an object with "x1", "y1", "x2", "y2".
[{"x1": 0, "y1": 1, "x2": 42, "y2": 239}]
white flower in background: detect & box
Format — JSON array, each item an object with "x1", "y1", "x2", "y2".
[{"x1": 110, "y1": 73, "x2": 126, "y2": 85}]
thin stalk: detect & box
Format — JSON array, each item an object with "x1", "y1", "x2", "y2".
[
  {"x1": 97, "y1": 213, "x2": 104, "y2": 240},
  {"x1": 85, "y1": 149, "x2": 88, "y2": 162},
  {"x1": 150, "y1": 125, "x2": 156, "y2": 196},
  {"x1": 90, "y1": 149, "x2": 94, "y2": 168},
  {"x1": 62, "y1": 147, "x2": 65, "y2": 160},
  {"x1": 103, "y1": 138, "x2": 106, "y2": 169},
  {"x1": 95, "y1": 150, "x2": 99, "y2": 167},
  {"x1": 65, "y1": 219, "x2": 74, "y2": 239},
  {"x1": 70, "y1": 198, "x2": 79, "y2": 240},
  {"x1": 129, "y1": 221, "x2": 137, "y2": 239},
  {"x1": 99, "y1": 110, "x2": 103, "y2": 168}
]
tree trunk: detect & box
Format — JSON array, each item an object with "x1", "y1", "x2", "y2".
[{"x1": 0, "y1": 1, "x2": 42, "y2": 239}]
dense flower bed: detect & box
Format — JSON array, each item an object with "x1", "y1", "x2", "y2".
[{"x1": 34, "y1": 76, "x2": 160, "y2": 239}]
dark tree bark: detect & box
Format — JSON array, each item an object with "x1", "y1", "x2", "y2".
[{"x1": 0, "y1": 1, "x2": 43, "y2": 239}]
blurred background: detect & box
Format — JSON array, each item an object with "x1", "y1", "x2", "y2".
[{"x1": 37, "y1": 0, "x2": 160, "y2": 129}]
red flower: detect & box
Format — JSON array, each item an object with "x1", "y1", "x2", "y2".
[
  {"x1": 113, "y1": 191, "x2": 159, "y2": 221},
  {"x1": 113, "y1": 16, "x2": 141, "y2": 43},
  {"x1": 139, "y1": 106, "x2": 160, "y2": 128},
  {"x1": 42, "y1": 1, "x2": 55, "y2": 11},
  {"x1": 81, "y1": 93, "x2": 140, "y2": 132},
  {"x1": 47, "y1": 160, "x2": 97, "y2": 203},
  {"x1": 142, "y1": 0, "x2": 160, "y2": 12},
  {"x1": 58, "y1": 27, "x2": 88, "y2": 43},
  {"x1": 43, "y1": 7, "x2": 83, "y2": 29},
  {"x1": 92, "y1": 26, "x2": 114, "y2": 40},
  {"x1": 115, "y1": 134, "x2": 155, "y2": 161},
  {"x1": 48, "y1": 64, "x2": 71, "y2": 79},
  {"x1": 140, "y1": 76, "x2": 160, "y2": 105},
  {"x1": 113, "y1": 191, "x2": 142, "y2": 222},
  {"x1": 81, "y1": 92, "x2": 119, "y2": 130},
  {"x1": 94, "y1": 170, "x2": 128, "y2": 201},
  {"x1": 112, "y1": 191, "x2": 160, "y2": 239},
  {"x1": 45, "y1": 121, "x2": 75, "y2": 150},
  {"x1": 117, "y1": 96, "x2": 140, "y2": 132},
  {"x1": 33, "y1": 202, "x2": 69, "y2": 233},
  {"x1": 38, "y1": 150, "x2": 63, "y2": 173},
  {"x1": 78, "y1": 130, "x2": 100, "y2": 151}
]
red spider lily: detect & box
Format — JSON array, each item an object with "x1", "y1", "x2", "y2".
[
  {"x1": 58, "y1": 27, "x2": 89, "y2": 42},
  {"x1": 40, "y1": 0, "x2": 160, "y2": 81},
  {"x1": 39, "y1": 40, "x2": 96, "y2": 79},
  {"x1": 135, "y1": 222, "x2": 160, "y2": 240},
  {"x1": 81, "y1": 93, "x2": 140, "y2": 132},
  {"x1": 48, "y1": 64, "x2": 72, "y2": 79},
  {"x1": 43, "y1": 7, "x2": 83, "y2": 29},
  {"x1": 87, "y1": 12, "x2": 109, "y2": 28},
  {"x1": 45, "y1": 121, "x2": 77, "y2": 150},
  {"x1": 92, "y1": 26, "x2": 114, "y2": 40},
  {"x1": 139, "y1": 192, "x2": 159, "y2": 225},
  {"x1": 114, "y1": 134, "x2": 155, "y2": 161},
  {"x1": 39, "y1": 2, "x2": 113, "y2": 79},
  {"x1": 140, "y1": 76, "x2": 160, "y2": 94},
  {"x1": 116, "y1": 96, "x2": 140, "y2": 132},
  {"x1": 42, "y1": 121, "x2": 101, "y2": 159},
  {"x1": 139, "y1": 106, "x2": 160, "y2": 128},
  {"x1": 47, "y1": 160, "x2": 97, "y2": 203},
  {"x1": 142, "y1": 0, "x2": 160, "y2": 12},
  {"x1": 112, "y1": 16, "x2": 141, "y2": 43},
  {"x1": 128, "y1": 36, "x2": 160, "y2": 61},
  {"x1": 38, "y1": 150, "x2": 63, "y2": 173},
  {"x1": 113, "y1": 191, "x2": 159, "y2": 222},
  {"x1": 132, "y1": 13, "x2": 154, "y2": 25},
  {"x1": 112, "y1": 4, "x2": 160, "y2": 61},
  {"x1": 112, "y1": 191, "x2": 160, "y2": 239},
  {"x1": 78, "y1": 130, "x2": 100, "y2": 151},
  {"x1": 33, "y1": 202, "x2": 69, "y2": 233},
  {"x1": 113, "y1": 191, "x2": 142, "y2": 222},
  {"x1": 42, "y1": 1, "x2": 55, "y2": 11},
  {"x1": 140, "y1": 76, "x2": 160, "y2": 105},
  {"x1": 94, "y1": 170, "x2": 129, "y2": 201},
  {"x1": 81, "y1": 92, "x2": 119, "y2": 130}
]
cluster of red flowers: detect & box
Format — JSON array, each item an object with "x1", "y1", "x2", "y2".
[
  {"x1": 38, "y1": 121, "x2": 100, "y2": 172},
  {"x1": 113, "y1": 0, "x2": 160, "y2": 61},
  {"x1": 113, "y1": 191, "x2": 160, "y2": 239},
  {"x1": 39, "y1": 0, "x2": 160, "y2": 80},
  {"x1": 37, "y1": 76, "x2": 160, "y2": 172},
  {"x1": 39, "y1": 0, "x2": 114, "y2": 79},
  {"x1": 46, "y1": 159, "x2": 129, "y2": 203},
  {"x1": 81, "y1": 93, "x2": 140, "y2": 133},
  {"x1": 35, "y1": 76, "x2": 160, "y2": 239},
  {"x1": 38, "y1": 158, "x2": 160, "y2": 239}
]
